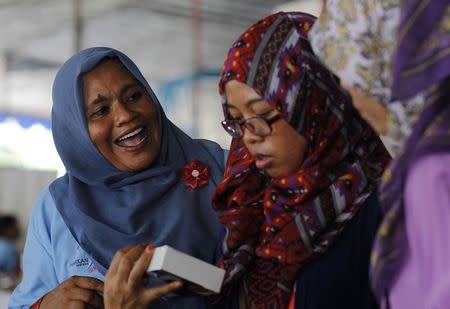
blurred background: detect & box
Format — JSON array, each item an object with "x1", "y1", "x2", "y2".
[{"x1": 0, "y1": 0, "x2": 321, "y2": 300}]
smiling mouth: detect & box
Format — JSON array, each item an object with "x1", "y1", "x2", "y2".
[{"x1": 115, "y1": 126, "x2": 148, "y2": 148}]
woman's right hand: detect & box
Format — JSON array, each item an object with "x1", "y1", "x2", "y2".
[
  {"x1": 39, "y1": 276, "x2": 104, "y2": 308},
  {"x1": 104, "y1": 244, "x2": 182, "y2": 309}
]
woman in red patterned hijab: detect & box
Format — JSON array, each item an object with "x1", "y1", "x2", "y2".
[{"x1": 212, "y1": 12, "x2": 390, "y2": 308}]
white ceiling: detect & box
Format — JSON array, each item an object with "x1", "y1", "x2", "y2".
[
  {"x1": 0, "y1": 0, "x2": 322, "y2": 119},
  {"x1": 0, "y1": 0, "x2": 290, "y2": 81}
]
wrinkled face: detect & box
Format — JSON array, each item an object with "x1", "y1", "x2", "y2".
[
  {"x1": 82, "y1": 59, "x2": 161, "y2": 172},
  {"x1": 225, "y1": 80, "x2": 307, "y2": 178}
]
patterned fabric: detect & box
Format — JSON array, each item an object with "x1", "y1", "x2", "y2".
[
  {"x1": 309, "y1": 0, "x2": 426, "y2": 157},
  {"x1": 391, "y1": 1, "x2": 450, "y2": 101},
  {"x1": 371, "y1": 1, "x2": 450, "y2": 301},
  {"x1": 213, "y1": 12, "x2": 390, "y2": 308}
]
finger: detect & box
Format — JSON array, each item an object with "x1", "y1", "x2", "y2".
[
  {"x1": 66, "y1": 286, "x2": 104, "y2": 307},
  {"x1": 72, "y1": 276, "x2": 104, "y2": 293},
  {"x1": 66, "y1": 301, "x2": 86, "y2": 309},
  {"x1": 142, "y1": 281, "x2": 183, "y2": 304},
  {"x1": 128, "y1": 245, "x2": 155, "y2": 287},
  {"x1": 123, "y1": 243, "x2": 147, "y2": 261},
  {"x1": 107, "y1": 244, "x2": 138, "y2": 276},
  {"x1": 83, "y1": 292, "x2": 103, "y2": 308},
  {"x1": 116, "y1": 244, "x2": 147, "y2": 282},
  {"x1": 86, "y1": 295, "x2": 104, "y2": 309},
  {"x1": 86, "y1": 303, "x2": 104, "y2": 309}
]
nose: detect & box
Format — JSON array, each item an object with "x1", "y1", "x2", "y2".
[
  {"x1": 242, "y1": 126, "x2": 264, "y2": 146},
  {"x1": 114, "y1": 101, "x2": 137, "y2": 126}
]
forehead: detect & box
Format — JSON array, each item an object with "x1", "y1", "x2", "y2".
[
  {"x1": 225, "y1": 81, "x2": 260, "y2": 103},
  {"x1": 82, "y1": 58, "x2": 135, "y2": 90},
  {"x1": 224, "y1": 80, "x2": 270, "y2": 111}
]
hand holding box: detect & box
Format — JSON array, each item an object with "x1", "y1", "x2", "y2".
[{"x1": 147, "y1": 245, "x2": 225, "y2": 294}]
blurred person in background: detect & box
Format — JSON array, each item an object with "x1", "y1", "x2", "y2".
[
  {"x1": 9, "y1": 47, "x2": 227, "y2": 309},
  {"x1": 310, "y1": 0, "x2": 450, "y2": 308},
  {"x1": 309, "y1": 0, "x2": 425, "y2": 158},
  {"x1": 0, "y1": 215, "x2": 21, "y2": 282},
  {"x1": 210, "y1": 12, "x2": 389, "y2": 309}
]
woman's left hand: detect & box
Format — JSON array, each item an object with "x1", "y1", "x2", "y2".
[{"x1": 104, "y1": 244, "x2": 182, "y2": 309}]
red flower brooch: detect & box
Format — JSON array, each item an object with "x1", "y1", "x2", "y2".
[{"x1": 180, "y1": 160, "x2": 210, "y2": 189}]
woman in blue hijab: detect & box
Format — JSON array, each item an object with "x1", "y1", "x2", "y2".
[{"x1": 9, "y1": 47, "x2": 226, "y2": 308}]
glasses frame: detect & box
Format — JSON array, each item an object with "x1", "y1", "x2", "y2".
[{"x1": 221, "y1": 112, "x2": 283, "y2": 138}]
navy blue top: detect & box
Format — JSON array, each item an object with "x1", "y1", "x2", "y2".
[{"x1": 212, "y1": 191, "x2": 380, "y2": 309}]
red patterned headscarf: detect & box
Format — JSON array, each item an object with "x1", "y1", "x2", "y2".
[{"x1": 213, "y1": 12, "x2": 390, "y2": 308}]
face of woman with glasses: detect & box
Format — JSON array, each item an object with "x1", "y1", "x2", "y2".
[{"x1": 224, "y1": 80, "x2": 308, "y2": 178}]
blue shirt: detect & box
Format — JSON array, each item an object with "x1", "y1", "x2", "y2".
[
  {"x1": 9, "y1": 188, "x2": 104, "y2": 308},
  {"x1": 8, "y1": 187, "x2": 214, "y2": 309}
]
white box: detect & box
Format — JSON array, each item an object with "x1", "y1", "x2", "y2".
[{"x1": 147, "y1": 245, "x2": 225, "y2": 293}]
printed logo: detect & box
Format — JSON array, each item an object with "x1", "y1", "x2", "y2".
[{"x1": 70, "y1": 245, "x2": 97, "y2": 273}]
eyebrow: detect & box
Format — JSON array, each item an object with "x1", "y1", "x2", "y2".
[
  {"x1": 227, "y1": 98, "x2": 265, "y2": 109},
  {"x1": 87, "y1": 95, "x2": 106, "y2": 108},
  {"x1": 86, "y1": 82, "x2": 143, "y2": 107},
  {"x1": 120, "y1": 82, "x2": 142, "y2": 95}
]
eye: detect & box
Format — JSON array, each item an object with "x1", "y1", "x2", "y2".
[
  {"x1": 256, "y1": 109, "x2": 276, "y2": 119},
  {"x1": 90, "y1": 106, "x2": 110, "y2": 119},
  {"x1": 126, "y1": 91, "x2": 143, "y2": 103},
  {"x1": 229, "y1": 114, "x2": 243, "y2": 122},
  {"x1": 250, "y1": 100, "x2": 273, "y2": 117},
  {"x1": 257, "y1": 110, "x2": 272, "y2": 117}
]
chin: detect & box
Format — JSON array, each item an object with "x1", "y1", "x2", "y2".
[
  {"x1": 123, "y1": 156, "x2": 156, "y2": 172},
  {"x1": 264, "y1": 169, "x2": 281, "y2": 178},
  {"x1": 264, "y1": 166, "x2": 294, "y2": 178},
  {"x1": 133, "y1": 161, "x2": 154, "y2": 172}
]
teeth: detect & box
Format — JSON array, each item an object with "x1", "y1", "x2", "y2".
[{"x1": 118, "y1": 127, "x2": 143, "y2": 141}]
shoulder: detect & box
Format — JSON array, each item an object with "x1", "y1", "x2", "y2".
[
  {"x1": 28, "y1": 186, "x2": 62, "y2": 241},
  {"x1": 408, "y1": 153, "x2": 450, "y2": 185},
  {"x1": 405, "y1": 153, "x2": 450, "y2": 207},
  {"x1": 30, "y1": 186, "x2": 57, "y2": 222},
  {"x1": 195, "y1": 139, "x2": 227, "y2": 165},
  {"x1": 196, "y1": 139, "x2": 224, "y2": 153}
]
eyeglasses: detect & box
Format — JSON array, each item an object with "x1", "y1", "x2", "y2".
[{"x1": 221, "y1": 112, "x2": 283, "y2": 138}]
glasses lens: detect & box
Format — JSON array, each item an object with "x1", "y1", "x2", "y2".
[
  {"x1": 244, "y1": 117, "x2": 271, "y2": 136},
  {"x1": 221, "y1": 120, "x2": 242, "y2": 137}
]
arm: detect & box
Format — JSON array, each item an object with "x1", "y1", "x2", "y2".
[
  {"x1": 402, "y1": 154, "x2": 450, "y2": 308},
  {"x1": 9, "y1": 189, "x2": 59, "y2": 308},
  {"x1": 9, "y1": 188, "x2": 103, "y2": 309}
]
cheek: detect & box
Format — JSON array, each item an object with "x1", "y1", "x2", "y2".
[
  {"x1": 87, "y1": 122, "x2": 111, "y2": 150},
  {"x1": 144, "y1": 110, "x2": 161, "y2": 155},
  {"x1": 87, "y1": 124, "x2": 100, "y2": 145},
  {"x1": 278, "y1": 127, "x2": 307, "y2": 167},
  {"x1": 151, "y1": 128, "x2": 161, "y2": 156},
  {"x1": 149, "y1": 114, "x2": 161, "y2": 142},
  {"x1": 142, "y1": 101, "x2": 159, "y2": 127},
  {"x1": 292, "y1": 144, "x2": 306, "y2": 171}
]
